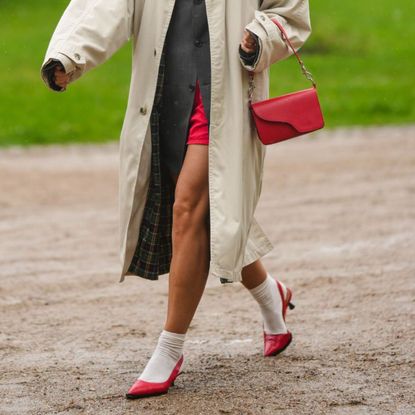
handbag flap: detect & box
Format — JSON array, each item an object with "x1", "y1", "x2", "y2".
[{"x1": 250, "y1": 87, "x2": 324, "y2": 133}]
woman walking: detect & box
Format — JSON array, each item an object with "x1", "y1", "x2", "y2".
[{"x1": 41, "y1": 0, "x2": 311, "y2": 399}]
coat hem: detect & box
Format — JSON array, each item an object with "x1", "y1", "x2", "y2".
[
  {"x1": 119, "y1": 236, "x2": 274, "y2": 284},
  {"x1": 209, "y1": 237, "x2": 274, "y2": 284},
  {"x1": 118, "y1": 269, "x2": 170, "y2": 283}
]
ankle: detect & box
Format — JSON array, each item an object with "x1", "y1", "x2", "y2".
[
  {"x1": 138, "y1": 329, "x2": 186, "y2": 382},
  {"x1": 157, "y1": 329, "x2": 186, "y2": 359}
]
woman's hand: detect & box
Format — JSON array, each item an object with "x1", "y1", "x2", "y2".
[
  {"x1": 53, "y1": 65, "x2": 71, "y2": 90},
  {"x1": 240, "y1": 29, "x2": 258, "y2": 54}
]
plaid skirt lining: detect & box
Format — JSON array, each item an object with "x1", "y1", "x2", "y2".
[
  {"x1": 127, "y1": 51, "x2": 175, "y2": 279},
  {"x1": 127, "y1": 50, "x2": 232, "y2": 284}
]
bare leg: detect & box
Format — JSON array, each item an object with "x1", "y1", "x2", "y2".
[
  {"x1": 164, "y1": 144, "x2": 210, "y2": 334},
  {"x1": 240, "y1": 258, "x2": 267, "y2": 289},
  {"x1": 241, "y1": 260, "x2": 288, "y2": 337},
  {"x1": 126, "y1": 145, "x2": 210, "y2": 389}
]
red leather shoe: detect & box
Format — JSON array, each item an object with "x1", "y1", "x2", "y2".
[
  {"x1": 263, "y1": 278, "x2": 295, "y2": 357},
  {"x1": 125, "y1": 354, "x2": 184, "y2": 399}
]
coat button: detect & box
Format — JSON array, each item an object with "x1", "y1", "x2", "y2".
[
  {"x1": 154, "y1": 49, "x2": 157, "y2": 56},
  {"x1": 189, "y1": 84, "x2": 195, "y2": 92},
  {"x1": 194, "y1": 39, "x2": 202, "y2": 47},
  {"x1": 74, "y1": 53, "x2": 81, "y2": 60},
  {"x1": 140, "y1": 106, "x2": 147, "y2": 115}
]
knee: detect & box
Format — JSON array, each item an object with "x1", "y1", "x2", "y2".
[
  {"x1": 172, "y1": 198, "x2": 196, "y2": 236},
  {"x1": 172, "y1": 196, "x2": 207, "y2": 236}
]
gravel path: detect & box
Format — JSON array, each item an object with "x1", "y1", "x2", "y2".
[{"x1": 1, "y1": 125, "x2": 414, "y2": 414}]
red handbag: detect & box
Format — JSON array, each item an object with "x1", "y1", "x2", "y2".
[{"x1": 248, "y1": 18, "x2": 325, "y2": 145}]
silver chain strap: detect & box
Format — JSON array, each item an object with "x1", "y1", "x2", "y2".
[
  {"x1": 248, "y1": 17, "x2": 317, "y2": 104},
  {"x1": 248, "y1": 72, "x2": 255, "y2": 103}
]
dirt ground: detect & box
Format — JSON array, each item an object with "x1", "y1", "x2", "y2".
[{"x1": 1, "y1": 125, "x2": 414, "y2": 415}]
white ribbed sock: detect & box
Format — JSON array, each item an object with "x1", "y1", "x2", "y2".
[
  {"x1": 248, "y1": 272, "x2": 288, "y2": 335},
  {"x1": 138, "y1": 329, "x2": 185, "y2": 383}
]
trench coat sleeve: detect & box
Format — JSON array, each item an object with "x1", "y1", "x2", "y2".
[
  {"x1": 40, "y1": 0, "x2": 135, "y2": 92},
  {"x1": 239, "y1": 0, "x2": 311, "y2": 73},
  {"x1": 41, "y1": 56, "x2": 77, "y2": 92},
  {"x1": 238, "y1": 34, "x2": 260, "y2": 67}
]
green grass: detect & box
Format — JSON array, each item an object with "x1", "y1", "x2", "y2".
[
  {"x1": 0, "y1": 0, "x2": 131, "y2": 146},
  {"x1": 0, "y1": 0, "x2": 414, "y2": 146},
  {"x1": 274, "y1": 0, "x2": 415, "y2": 127}
]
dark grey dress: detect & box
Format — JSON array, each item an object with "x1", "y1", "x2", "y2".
[
  {"x1": 159, "y1": 0, "x2": 259, "y2": 180},
  {"x1": 158, "y1": 0, "x2": 212, "y2": 180}
]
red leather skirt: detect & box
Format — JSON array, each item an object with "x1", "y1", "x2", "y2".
[{"x1": 186, "y1": 79, "x2": 209, "y2": 145}]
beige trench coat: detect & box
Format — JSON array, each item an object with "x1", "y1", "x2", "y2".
[{"x1": 41, "y1": 0, "x2": 311, "y2": 283}]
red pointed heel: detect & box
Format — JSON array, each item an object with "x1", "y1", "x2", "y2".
[
  {"x1": 263, "y1": 279, "x2": 294, "y2": 357},
  {"x1": 126, "y1": 355, "x2": 184, "y2": 399}
]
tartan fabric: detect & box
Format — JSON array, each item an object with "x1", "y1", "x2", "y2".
[
  {"x1": 126, "y1": 49, "x2": 233, "y2": 284},
  {"x1": 127, "y1": 50, "x2": 175, "y2": 280}
]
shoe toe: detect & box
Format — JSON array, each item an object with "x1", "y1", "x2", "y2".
[
  {"x1": 125, "y1": 354, "x2": 184, "y2": 399},
  {"x1": 263, "y1": 331, "x2": 292, "y2": 357},
  {"x1": 126, "y1": 379, "x2": 167, "y2": 399}
]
